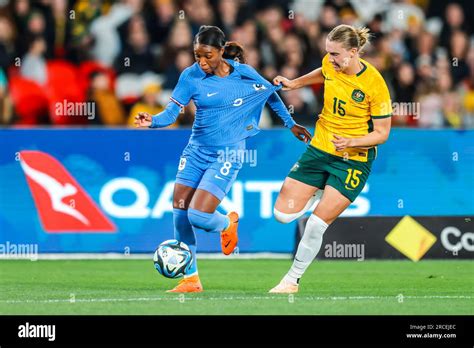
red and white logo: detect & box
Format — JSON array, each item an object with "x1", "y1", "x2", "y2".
[{"x1": 19, "y1": 150, "x2": 116, "y2": 233}]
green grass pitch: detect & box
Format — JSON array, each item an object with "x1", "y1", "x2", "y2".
[{"x1": 0, "y1": 259, "x2": 472, "y2": 315}]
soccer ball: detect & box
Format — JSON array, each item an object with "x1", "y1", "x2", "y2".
[{"x1": 153, "y1": 239, "x2": 193, "y2": 278}]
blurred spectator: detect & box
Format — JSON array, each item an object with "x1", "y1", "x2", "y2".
[
  {"x1": 461, "y1": 45, "x2": 474, "y2": 127},
  {"x1": 387, "y1": 29, "x2": 406, "y2": 68},
  {"x1": 319, "y1": 4, "x2": 339, "y2": 33},
  {"x1": 281, "y1": 87, "x2": 314, "y2": 126},
  {"x1": 449, "y1": 30, "x2": 470, "y2": 85},
  {"x1": 416, "y1": 80, "x2": 444, "y2": 128},
  {"x1": 89, "y1": 1, "x2": 134, "y2": 66},
  {"x1": 114, "y1": 14, "x2": 156, "y2": 75},
  {"x1": 0, "y1": 15, "x2": 16, "y2": 71},
  {"x1": 68, "y1": 0, "x2": 103, "y2": 63},
  {"x1": 159, "y1": 19, "x2": 193, "y2": 71},
  {"x1": 49, "y1": 0, "x2": 72, "y2": 58},
  {"x1": 230, "y1": 19, "x2": 257, "y2": 50},
  {"x1": 245, "y1": 46, "x2": 262, "y2": 71},
  {"x1": 215, "y1": 0, "x2": 240, "y2": 37},
  {"x1": 387, "y1": 0, "x2": 425, "y2": 32},
  {"x1": 163, "y1": 48, "x2": 193, "y2": 89},
  {"x1": 392, "y1": 62, "x2": 417, "y2": 126},
  {"x1": 147, "y1": 0, "x2": 176, "y2": 46},
  {"x1": 127, "y1": 82, "x2": 168, "y2": 126},
  {"x1": 0, "y1": 67, "x2": 12, "y2": 124},
  {"x1": 437, "y1": 69, "x2": 463, "y2": 127},
  {"x1": 258, "y1": 6, "x2": 287, "y2": 71},
  {"x1": 20, "y1": 34, "x2": 47, "y2": 85},
  {"x1": 439, "y1": 3, "x2": 471, "y2": 49},
  {"x1": 282, "y1": 32, "x2": 305, "y2": 72},
  {"x1": 22, "y1": 10, "x2": 50, "y2": 56},
  {"x1": 278, "y1": 65, "x2": 315, "y2": 126},
  {"x1": 415, "y1": 31, "x2": 436, "y2": 62},
  {"x1": 367, "y1": 13, "x2": 384, "y2": 45},
  {"x1": 462, "y1": 77, "x2": 474, "y2": 127},
  {"x1": 182, "y1": 0, "x2": 214, "y2": 35},
  {"x1": 10, "y1": 0, "x2": 32, "y2": 57},
  {"x1": 88, "y1": 70, "x2": 126, "y2": 125}
]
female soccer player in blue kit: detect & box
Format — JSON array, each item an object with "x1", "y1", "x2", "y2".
[{"x1": 135, "y1": 25, "x2": 311, "y2": 293}]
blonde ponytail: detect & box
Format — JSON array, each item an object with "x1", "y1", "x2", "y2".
[
  {"x1": 355, "y1": 27, "x2": 371, "y2": 51},
  {"x1": 327, "y1": 24, "x2": 371, "y2": 52}
]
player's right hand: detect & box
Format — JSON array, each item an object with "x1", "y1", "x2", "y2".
[
  {"x1": 273, "y1": 75, "x2": 296, "y2": 90},
  {"x1": 134, "y1": 112, "x2": 152, "y2": 128}
]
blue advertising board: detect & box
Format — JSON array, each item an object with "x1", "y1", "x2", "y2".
[{"x1": 0, "y1": 128, "x2": 473, "y2": 253}]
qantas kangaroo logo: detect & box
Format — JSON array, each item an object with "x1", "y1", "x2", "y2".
[{"x1": 19, "y1": 151, "x2": 116, "y2": 233}]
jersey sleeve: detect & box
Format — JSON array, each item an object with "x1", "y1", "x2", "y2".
[
  {"x1": 149, "y1": 102, "x2": 181, "y2": 128},
  {"x1": 267, "y1": 90, "x2": 296, "y2": 129},
  {"x1": 169, "y1": 68, "x2": 194, "y2": 107},
  {"x1": 370, "y1": 75, "x2": 392, "y2": 118}
]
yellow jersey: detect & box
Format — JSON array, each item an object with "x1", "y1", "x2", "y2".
[{"x1": 310, "y1": 54, "x2": 392, "y2": 162}]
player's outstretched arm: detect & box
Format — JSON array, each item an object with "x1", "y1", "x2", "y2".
[
  {"x1": 134, "y1": 102, "x2": 182, "y2": 129},
  {"x1": 273, "y1": 68, "x2": 324, "y2": 90},
  {"x1": 134, "y1": 66, "x2": 193, "y2": 129}
]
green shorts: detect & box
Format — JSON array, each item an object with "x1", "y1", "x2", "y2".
[{"x1": 287, "y1": 145, "x2": 372, "y2": 202}]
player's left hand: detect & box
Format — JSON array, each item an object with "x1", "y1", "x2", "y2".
[
  {"x1": 291, "y1": 124, "x2": 312, "y2": 143},
  {"x1": 331, "y1": 135, "x2": 353, "y2": 151},
  {"x1": 134, "y1": 112, "x2": 153, "y2": 128}
]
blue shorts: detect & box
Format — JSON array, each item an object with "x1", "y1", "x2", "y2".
[{"x1": 175, "y1": 141, "x2": 245, "y2": 201}]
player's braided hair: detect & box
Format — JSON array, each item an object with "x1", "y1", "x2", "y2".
[
  {"x1": 223, "y1": 41, "x2": 246, "y2": 64},
  {"x1": 327, "y1": 24, "x2": 371, "y2": 53},
  {"x1": 194, "y1": 25, "x2": 246, "y2": 63},
  {"x1": 194, "y1": 25, "x2": 226, "y2": 48}
]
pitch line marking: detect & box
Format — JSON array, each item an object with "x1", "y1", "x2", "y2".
[{"x1": 1, "y1": 295, "x2": 472, "y2": 304}]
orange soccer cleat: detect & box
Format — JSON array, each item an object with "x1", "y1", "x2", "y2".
[
  {"x1": 220, "y1": 211, "x2": 239, "y2": 255},
  {"x1": 166, "y1": 275, "x2": 203, "y2": 293}
]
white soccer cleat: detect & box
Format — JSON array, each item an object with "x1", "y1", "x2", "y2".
[{"x1": 269, "y1": 279, "x2": 299, "y2": 294}]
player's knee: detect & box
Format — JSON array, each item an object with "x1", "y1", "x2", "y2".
[
  {"x1": 273, "y1": 207, "x2": 299, "y2": 224},
  {"x1": 187, "y1": 208, "x2": 212, "y2": 230}
]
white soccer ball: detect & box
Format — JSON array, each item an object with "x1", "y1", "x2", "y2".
[{"x1": 153, "y1": 239, "x2": 193, "y2": 278}]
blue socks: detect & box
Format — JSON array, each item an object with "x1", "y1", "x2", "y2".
[
  {"x1": 173, "y1": 208, "x2": 197, "y2": 276},
  {"x1": 187, "y1": 208, "x2": 230, "y2": 233},
  {"x1": 173, "y1": 208, "x2": 230, "y2": 278}
]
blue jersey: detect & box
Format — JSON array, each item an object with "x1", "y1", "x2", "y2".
[{"x1": 150, "y1": 59, "x2": 296, "y2": 146}]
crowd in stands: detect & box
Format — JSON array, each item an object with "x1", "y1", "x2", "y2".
[{"x1": 0, "y1": 0, "x2": 472, "y2": 128}]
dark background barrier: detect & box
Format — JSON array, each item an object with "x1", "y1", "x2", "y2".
[{"x1": 296, "y1": 216, "x2": 474, "y2": 260}]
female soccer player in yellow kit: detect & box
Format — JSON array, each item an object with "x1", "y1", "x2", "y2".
[{"x1": 269, "y1": 25, "x2": 392, "y2": 293}]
